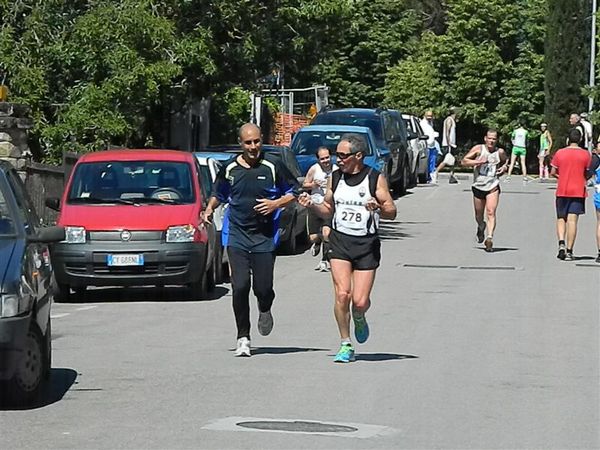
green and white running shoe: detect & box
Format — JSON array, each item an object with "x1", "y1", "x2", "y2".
[
  {"x1": 333, "y1": 343, "x2": 355, "y2": 363},
  {"x1": 353, "y1": 315, "x2": 370, "y2": 344}
]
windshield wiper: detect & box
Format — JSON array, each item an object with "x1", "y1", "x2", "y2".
[
  {"x1": 133, "y1": 197, "x2": 184, "y2": 205},
  {"x1": 68, "y1": 196, "x2": 137, "y2": 205}
]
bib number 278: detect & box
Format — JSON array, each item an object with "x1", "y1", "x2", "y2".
[{"x1": 341, "y1": 211, "x2": 362, "y2": 222}]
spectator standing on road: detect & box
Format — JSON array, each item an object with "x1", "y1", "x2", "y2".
[
  {"x1": 580, "y1": 112, "x2": 593, "y2": 152},
  {"x1": 434, "y1": 107, "x2": 458, "y2": 184},
  {"x1": 590, "y1": 142, "x2": 600, "y2": 263},
  {"x1": 567, "y1": 113, "x2": 587, "y2": 149},
  {"x1": 506, "y1": 120, "x2": 529, "y2": 183},
  {"x1": 298, "y1": 133, "x2": 397, "y2": 363},
  {"x1": 203, "y1": 123, "x2": 299, "y2": 357},
  {"x1": 538, "y1": 123, "x2": 552, "y2": 181},
  {"x1": 420, "y1": 110, "x2": 439, "y2": 184},
  {"x1": 551, "y1": 128, "x2": 592, "y2": 261},
  {"x1": 461, "y1": 129, "x2": 508, "y2": 252},
  {"x1": 303, "y1": 146, "x2": 337, "y2": 272}
]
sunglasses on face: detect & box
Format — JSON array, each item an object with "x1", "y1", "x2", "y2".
[
  {"x1": 335, "y1": 152, "x2": 357, "y2": 160},
  {"x1": 243, "y1": 138, "x2": 261, "y2": 145}
]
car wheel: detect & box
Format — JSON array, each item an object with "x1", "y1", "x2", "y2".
[
  {"x1": 54, "y1": 282, "x2": 71, "y2": 303},
  {"x1": 279, "y1": 221, "x2": 297, "y2": 255},
  {"x1": 4, "y1": 324, "x2": 47, "y2": 405},
  {"x1": 213, "y1": 244, "x2": 224, "y2": 285},
  {"x1": 188, "y1": 270, "x2": 208, "y2": 300}
]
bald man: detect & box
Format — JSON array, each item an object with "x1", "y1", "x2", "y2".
[{"x1": 203, "y1": 123, "x2": 299, "y2": 357}]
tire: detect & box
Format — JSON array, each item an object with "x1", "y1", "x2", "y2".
[
  {"x1": 54, "y1": 282, "x2": 71, "y2": 303},
  {"x1": 213, "y1": 243, "x2": 224, "y2": 285},
  {"x1": 417, "y1": 171, "x2": 428, "y2": 184},
  {"x1": 3, "y1": 324, "x2": 47, "y2": 405},
  {"x1": 188, "y1": 270, "x2": 208, "y2": 300}
]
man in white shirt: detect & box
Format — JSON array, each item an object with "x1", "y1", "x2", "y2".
[
  {"x1": 580, "y1": 112, "x2": 593, "y2": 152},
  {"x1": 434, "y1": 107, "x2": 458, "y2": 184},
  {"x1": 420, "y1": 110, "x2": 439, "y2": 183}
]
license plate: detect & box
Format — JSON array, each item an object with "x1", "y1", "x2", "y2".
[{"x1": 107, "y1": 254, "x2": 144, "y2": 266}]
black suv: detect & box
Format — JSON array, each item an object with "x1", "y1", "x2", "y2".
[{"x1": 311, "y1": 107, "x2": 411, "y2": 194}]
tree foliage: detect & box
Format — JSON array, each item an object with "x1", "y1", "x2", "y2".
[{"x1": 0, "y1": 0, "x2": 595, "y2": 157}]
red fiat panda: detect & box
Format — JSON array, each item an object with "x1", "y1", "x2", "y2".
[{"x1": 47, "y1": 149, "x2": 215, "y2": 300}]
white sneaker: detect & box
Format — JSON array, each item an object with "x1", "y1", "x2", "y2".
[
  {"x1": 315, "y1": 261, "x2": 327, "y2": 271},
  {"x1": 504, "y1": 176, "x2": 511, "y2": 183},
  {"x1": 430, "y1": 172, "x2": 438, "y2": 184},
  {"x1": 234, "y1": 337, "x2": 251, "y2": 357}
]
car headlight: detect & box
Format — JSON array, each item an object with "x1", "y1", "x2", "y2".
[
  {"x1": 0, "y1": 294, "x2": 20, "y2": 318},
  {"x1": 166, "y1": 225, "x2": 196, "y2": 242},
  {"x1": 64, "y1": 226, "x2": 86, "y2": 243}
]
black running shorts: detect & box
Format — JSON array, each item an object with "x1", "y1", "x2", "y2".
[
  {"x1": 307, "y1": 210, "x2": 331, "y2": 235},
  {"x1": 328, "y1": 229, "x2": 381, "y2": 270}
]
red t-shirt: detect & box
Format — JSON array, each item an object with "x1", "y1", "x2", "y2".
[{"x1": 551, "y1": 146, "x2": 591, "y2": 197}]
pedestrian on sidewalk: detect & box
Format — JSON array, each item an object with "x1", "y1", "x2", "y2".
[
  {"x1": 419, "y1": 110, "x2": 439, "y2": 183},
  {"x1": 506, "y1": 119, "x2": 529, "y2": 183},
  {"x1": 538, "y1": 123, "x2": 552, "y2": 181},
  {"x1": 298, "y1": 133, "x2": 397, "y2": 363},
  {"x1": 550, "y1": 128, "x2": 592, "y2": 261},
  {"x1": 302, "y1": 146, "x2": 337, "y2": 272},
  {"x1": 567, "y1": 113, "x2": 587, "y2": 149},
  {"x1": 434, "y1": 107, "x2": 458, "y2": 184},
  {"x1": 203, "y1": 123, "x2": 299, "y2": 357},
  {"x1": 461, "y1": 129, "x2": 508, "y2": 252},
  {"x1": 590, "y1": 142, "x2": 600, "y2": 263},
  {"x1": 580, "y1": 112, "x2": 593, "y2": 152}
]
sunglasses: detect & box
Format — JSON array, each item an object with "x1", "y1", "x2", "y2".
[
  {"x1": 243, "y1": 138, "x2": 261, "y2": 145},
  {"x1": 335, "y1": 152, "x2": 358, "y2": 160}
]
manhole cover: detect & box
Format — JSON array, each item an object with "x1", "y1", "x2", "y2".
[{"x1": 236, "y1": 420, "x2": 358, "y2": 433}]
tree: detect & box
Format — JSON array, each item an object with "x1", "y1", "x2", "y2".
[{"x1": 544, "y1": 0, "x2": 591, "y2": 150}]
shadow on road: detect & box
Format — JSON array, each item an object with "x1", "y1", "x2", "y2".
[
  {"x1": 59, "y1": 285, "x2": 230, "y2": 303},
  {"x1": 574, "y1": 255, "x2": 597, "y2": 261},
  {"x1": 379, "y1": 222, "x2": 414, "y2": 241},
  {"x1": 355, "y1": 353, "x2": 418, "y2": 362},
  {"x1": 0, "y1": 368, "x2": 77, "y2": 410},
  {"x1": 252, "y1": 347, "x2": 329, "y2": 355},
  {"x1": 477, "y1": 246, "x2": 519, "y2": 253}
]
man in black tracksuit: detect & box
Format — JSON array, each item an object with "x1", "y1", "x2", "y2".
[{"x1": 203, "y1": 123, "x2": 298, "y2": 357}]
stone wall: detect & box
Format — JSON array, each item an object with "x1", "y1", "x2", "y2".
[{"x1": 0, "y1": 102, "x2": 34, "y2": 169}]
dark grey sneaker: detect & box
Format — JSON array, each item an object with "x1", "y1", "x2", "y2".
[
  {"x1": 258, "y1": 310, "x2": 273, "y2": 336},
  {"x1": 476, "y1": 223, "x2": 486, "y2": 244},
  {"x1": 557, "y1": 246, "x2": 566, "y2": 260},
  {"x1": 449, "y1": 175, "x2": 459, "y2": 184},
  {"x1": 564, "y1": 252, "x2": 574, "y2": 261}
]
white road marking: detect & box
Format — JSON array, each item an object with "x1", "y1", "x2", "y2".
[
  {"x1": 50, "y1": 313, "x2": 70, "y2": 319},
  {"x1": 202, "y1": 417, "x2": 399, "y2": 439},
  {"x1": 76, "y1": 306, "x2": 98, "y2": 311}
]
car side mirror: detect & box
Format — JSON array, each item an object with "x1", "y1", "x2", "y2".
[
  {"x1": 45, "y1": 197, "x2": 60, "y2": 211},
  {"x1": 418, "y1": 135, "x2": 429, "y2": 141},
  {"x1": 28, "y1": 226, "x2": 65, "y2": 243},
  {"x1": 407, "y1": 131, "x2": 418, "y2": 140}
]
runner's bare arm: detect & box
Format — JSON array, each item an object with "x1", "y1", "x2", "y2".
[
  {"x1": 373, "y1": 174, "x2": 396, "y2": 220},
  {"x1": 460, "y1": 145, "x2": 483, "y2": 167},
  {"x1": 497, "y1": 148, "x2": 508, "y2": 174},
  {"x1": 302, "y1": 166, "x2": 316, "y2": 190}
]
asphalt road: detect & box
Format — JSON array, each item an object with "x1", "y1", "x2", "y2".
[{"x1": 2, "y1": 176, "x2": 599, "y2": 449}]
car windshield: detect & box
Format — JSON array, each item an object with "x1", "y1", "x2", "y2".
[
  {"x1": 313, "y1": 114, "x2": 383, "y2": 143},
  {"x1": 0, "y1": 181, "x2": 16, "y2": 236},
  {"x1": 67, "y1": 161, "x2": 195, "y2": 204},
  {"x1": 291, "y1": 131, "x2": 374, "y2": 156}
]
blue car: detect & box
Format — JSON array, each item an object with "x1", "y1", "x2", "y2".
[{"x1": 289, "y1": 125, "x2": 384, "y2": 176}]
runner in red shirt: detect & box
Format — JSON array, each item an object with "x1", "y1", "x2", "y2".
[{"x1": 551, "y1": 128, "x2": 592, "y2": 260}]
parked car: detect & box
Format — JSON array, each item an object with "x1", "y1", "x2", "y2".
[
  {"x1": 0, "y1": 161, "x2": 65, "y2": 404},
  {"x1": 400, "y1": 112, "x2": 429, "y2": 184},
  {"x1": 290, "y1": 124, "x2": 389, "y2": 179},
  {"x1": 195, "y1": 145, "x2": 308, "y2": 254},
  {"x1": 194, "y1": 156, "x2": 229, "y2": 284},
  {"x1": 310, "y1": 107, "x2": 411, "y2": 193},
  {"x1": 45, "y1": 149, "x2": 216, "y2": 300}
]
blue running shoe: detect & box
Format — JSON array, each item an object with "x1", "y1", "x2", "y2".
[
  {"x1": 353, "y1": 315, "x2": 370, "y2": 344},
  {"x1": 333, "y1": 344, "x2": 355, "y2": 363}
]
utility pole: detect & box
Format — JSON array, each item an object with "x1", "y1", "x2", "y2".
[{"x1": 589, "y1": 0, "x2": 597, "y2": 113}]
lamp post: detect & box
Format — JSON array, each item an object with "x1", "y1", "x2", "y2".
[{"x1": 589, "y1": 0, "x2": 597, "y2": 113}]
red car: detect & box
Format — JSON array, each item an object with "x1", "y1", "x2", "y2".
[{"x1": 46, "y1": 149, "x2": 216, "y2": 300}]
